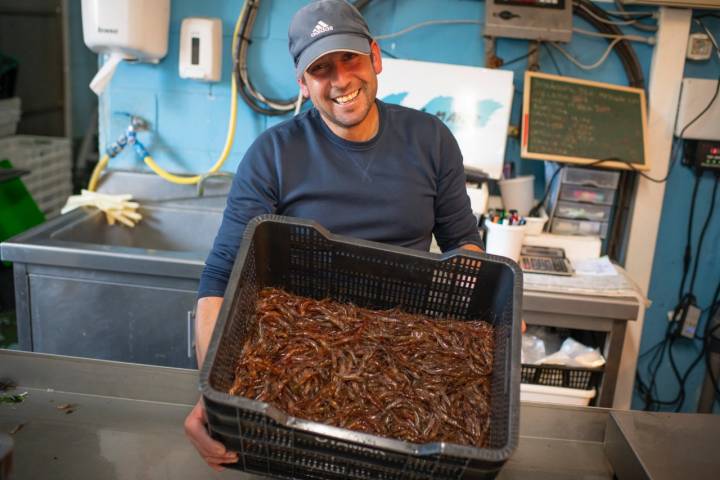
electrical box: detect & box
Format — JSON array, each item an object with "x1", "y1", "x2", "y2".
[
  {"x1": 484, "y1": 0, "x2": 573, "y2": 43},
  {"x1": 675, "y1": 78, "x2": 720, "y2": 140},
  {"x1": 684, "y1": 140, "x2": 720, "y2": 172},
  {"x1": 179, "y1": 17, "x2": 223, "y2": 82},
  {"x1": 687, "y1": 33, "x2": 714, "y2": 61}
]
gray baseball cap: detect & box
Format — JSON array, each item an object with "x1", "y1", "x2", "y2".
[{"x1": 289, "y1": 0, "x2": 372, "y2": 77}]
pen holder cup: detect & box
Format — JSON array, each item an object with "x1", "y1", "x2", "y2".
[{"x1": 484, "y1": 219, "x2": 526, "y2": 262}]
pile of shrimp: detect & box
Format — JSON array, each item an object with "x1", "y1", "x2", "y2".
[{"x1": 229, "y1": 287, "x2": 495, "y2": 447}]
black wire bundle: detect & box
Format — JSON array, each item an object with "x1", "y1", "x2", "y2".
[
  {"x1": 234, "y1": 0, "x2": 373, "y2": 116},
  {"x1": 635, "y1": 173, "x2": 720, "y2": 411},
  {"x1": 572, "y1": 0, "x2": 645, "y2": 88}
]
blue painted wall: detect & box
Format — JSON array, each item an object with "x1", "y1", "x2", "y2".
[{"x1": 87, "y1": 1, "x2": 719, "y2": 412}]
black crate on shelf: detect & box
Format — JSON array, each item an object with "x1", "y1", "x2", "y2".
[
  {"x1": 521, "y1": 364, "x2": 602, "y2": 391},
  {"x1": 200, "y1": 215, "x2": 522, "y2": 480}
]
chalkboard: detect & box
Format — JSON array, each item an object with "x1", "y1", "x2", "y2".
[{"x1": 521, "y1": 71, "x2": 648, "y2": 171}]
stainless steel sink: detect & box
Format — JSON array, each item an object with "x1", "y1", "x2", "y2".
[
  {"x1": 0, "y1": 201, "x2": 226, "y2": 367},
  {"x1": 50, "y1": 205, "x2": 222, "y2": 252},
  {"x1": 1, "y1": 202, "x2": 224, "y2": 275}
]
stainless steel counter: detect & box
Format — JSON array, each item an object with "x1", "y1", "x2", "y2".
[{"x1": 3, "y1": 349, "x2": 716, "y2": 480}]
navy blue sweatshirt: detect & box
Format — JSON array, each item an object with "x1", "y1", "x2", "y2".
[{"x1": 198, "y1": 100, "x2": 481, "y2": 298}]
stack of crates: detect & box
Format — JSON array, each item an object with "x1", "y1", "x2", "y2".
[
  {"x1": 547, "y1": 166, "x2": 620, "y2": 239},
  {"x1": 0, "y1": 135, "x2": 72, "y2": 218}
]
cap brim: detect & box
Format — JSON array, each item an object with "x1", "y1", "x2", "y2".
[{"x1": 296, "y1": 34, "x2": 371, "y2": 77}]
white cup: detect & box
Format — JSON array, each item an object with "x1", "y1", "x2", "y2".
[
  {"x1": 498, "y1": 175, "x2": 535, "y2": 216},
  {"x1": 484, "y1": 219, "x2": 526, "y2": 262}
]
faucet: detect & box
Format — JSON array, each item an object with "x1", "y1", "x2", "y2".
[{"x1": 196, "y1": 171, "x2": 234, "y2": 197}]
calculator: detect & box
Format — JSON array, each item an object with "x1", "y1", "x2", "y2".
[{"x1": 519, "y1": 245, "x2": 574, "y2": 276}]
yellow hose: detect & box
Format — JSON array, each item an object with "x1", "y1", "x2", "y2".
[
  {"x1": 90, "y1": 8, "x2": 244, "y2": 189},
  {"x1": 88, "y1": 154, "x2": 110, "y2": 192},
  {"x1": 143, "y1": 72, "x2": 238, "y2": 184},
  {"x1": 141, "y1": 8, "x2": 244, "y2": 185}
]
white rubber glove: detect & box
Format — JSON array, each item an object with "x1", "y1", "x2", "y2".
[{"x1": 61, "y1": 190, "x2": 143, "y2": 227}]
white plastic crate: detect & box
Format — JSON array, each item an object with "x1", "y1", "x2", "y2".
[
  {"x1": 520, "y1": 383, "x2": 596, "y2": 406},
  {"x1": 0, "y1": 135, "x2": 72, "y2": 218}
]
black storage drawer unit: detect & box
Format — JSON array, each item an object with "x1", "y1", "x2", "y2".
[{"x1": 200, "y1": 216, "x2": 522, "y2": 480}]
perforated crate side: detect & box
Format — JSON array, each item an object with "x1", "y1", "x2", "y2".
[
  {"x1": 520, "y1": 364, "x2": 602, "y2": 390},
  {"x1": 201, "y1": 216, "x2": 521, "y2": 480}
]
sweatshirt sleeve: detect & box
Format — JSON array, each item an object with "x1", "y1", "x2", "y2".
[
  {"x1": 197, "y1": 136, "x2": 278, "y2": 298},
  {"x1": 432, "y1": 123, "x2": 483, "y2": 252}
]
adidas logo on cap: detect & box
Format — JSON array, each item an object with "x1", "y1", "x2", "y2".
[{"x1": 311, "y1": 20, "x2": 333, "y2": 37}]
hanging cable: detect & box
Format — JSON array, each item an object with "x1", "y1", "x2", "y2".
[
  {"x1": 234, "y1": 0, "x2": 373, "y2": 116},
  {"x1": 576, "y1": 2, "x2": 657, "y2": 28},
  {"x1": 613, "y1": 0, "x2": 658, "y2": 32},
  {"x1": 636, "y1": 174, "x2": 720, "y2": 411},
  {"x1": 572, "y1": 0, "x2": 645, "y2": 88},
  {"x1": 374, "y1": 19, "x2": 482, "y2": 41},
  {"x1": 571, "y1": 27, "x2": 655, "y2": 44},
  {"x1": 550, "y1": 38, "x2": 624, "y2": 71}
]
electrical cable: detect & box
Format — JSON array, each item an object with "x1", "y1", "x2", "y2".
[
  {"x1": 604, "y1": 63, "x2": 720, "y2": 185},
  {"x1": 380, "y1": 48, "x2": 398, "y2": 59},
  {"x1": 635, "y1": 173, "x2": 720, "y2": 411},
  {"x1": 679, "y1": 173, "x2": 702, "y2": 301},
  {"x1": 571, "y1": 27, "x2": 655, "y2": 44},
  {"x1": 374, "y1": 19, "x2": 482, "y2": 41},
  {"x1": 500, "y1": 47, "x2": 538, "y2": 68},
  {"x1": 550, "y1": 38, "x2": 624, "y2": 71},
  {"x1": 603, "y1": 9, "x2": 657, "y2": 19},
  {"x1": 541, "y1": 42, "x2": 562, "y2": 75},
  {"x1": 703, "y1": 276, "x2": 720, "y2": 402},
  {"x1": 235, "y1": 0, "x2": 297, "y2": 115},
  {"x1": 613, "y1": 0, "x2": 658, "y2": 32},
  {"x1": 688, "y1": 179, "x2": 719, "y2": 295},
  {"x1": 694, "y1": 13, "x2": 720, "y2": 21},
  {"x1": 233, "y1": 0, "x2": 373, "y2": 116},
  {"x1": 572, "y1": 0, "x2": 645, "y2": 88},
  {"x1": 575, "y1": 2, "x2": 657, "y2": 28}
]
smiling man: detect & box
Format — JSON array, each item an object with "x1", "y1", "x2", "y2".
[{"x1": 185, "y1": 0, "x2": 483, "y2": 471}]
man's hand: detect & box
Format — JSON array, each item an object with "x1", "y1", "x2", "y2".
[
  {"x1": 186, "y1": 296, "x2": 234, "y2": 470},
  {"x1": 460, "y1": 243, "x2": 483, "y2": 253},
  {"x1": 184, "y1": 400, "x2": 238, "y2": 471}
]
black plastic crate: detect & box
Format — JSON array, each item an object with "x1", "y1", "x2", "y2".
[
  {"x1": 200, "y1": 216, "x2": 522, "y2": 480},
  {"x1": 521, "y1": 364, "x2": 602, "y2": 391}
]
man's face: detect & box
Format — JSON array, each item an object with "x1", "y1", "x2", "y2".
[{"x1": 299, "y1": 41, "x2": 382, "y2": 134}]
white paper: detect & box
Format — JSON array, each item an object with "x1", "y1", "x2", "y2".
[
  {"x1": 90, "y1": 53, "x2": 125, "y2": 96},
  {"x1": 573, "y1": 256, "x2": 618, "y2": 276}
]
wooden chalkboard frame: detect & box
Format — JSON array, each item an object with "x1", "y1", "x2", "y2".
[{"x1": 521, "y1": 71, "x2": 649, "y2": 171}]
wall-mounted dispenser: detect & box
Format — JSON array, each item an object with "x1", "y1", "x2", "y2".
[
  {"x1": 179, "y1": 17, "x2": 223, "y2": 82},
  {"x1": 81, "y1": 0, "x2": 171, "y2": 95}
]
